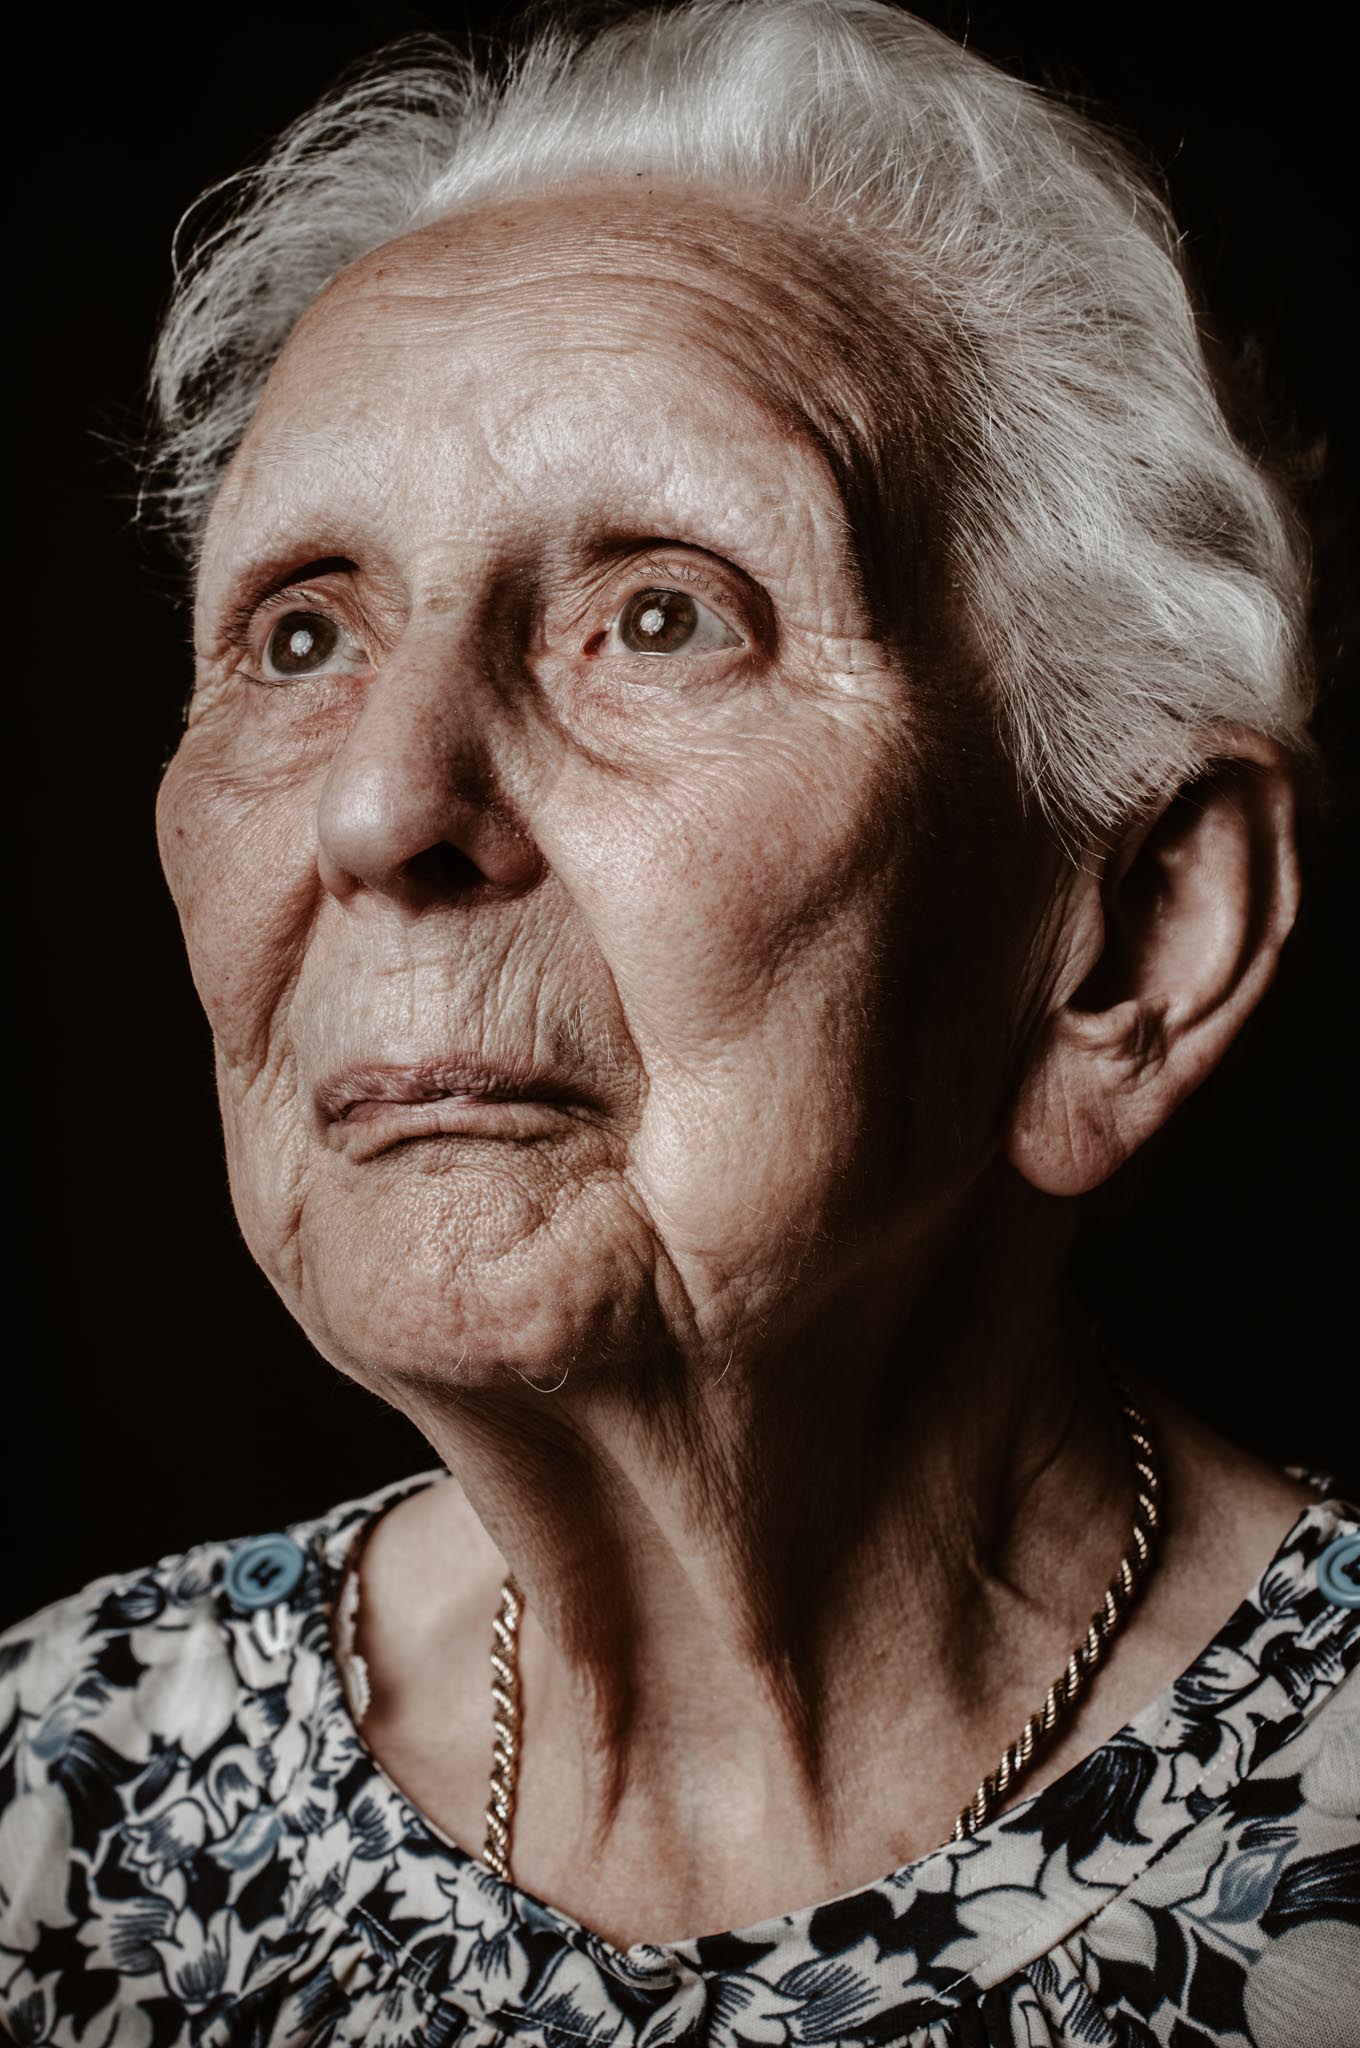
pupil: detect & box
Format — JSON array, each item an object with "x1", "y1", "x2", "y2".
[
  {"x1": 269, "y1": 612, "x2": 337, "y2": 674},
  {"x1": 623, "y1": 589, "x2": 697, "y2": 654}
]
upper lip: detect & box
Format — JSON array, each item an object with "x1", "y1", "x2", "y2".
[{"x1": 318, "y1": 1056, "x2": 582, "y2": 1124}]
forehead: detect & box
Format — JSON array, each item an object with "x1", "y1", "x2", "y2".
[{"x1": 200, "y1": 181, "x2": 898, "y2": 593}]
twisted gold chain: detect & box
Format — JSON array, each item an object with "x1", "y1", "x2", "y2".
[
  {"x1": 951, "y1": 1381, "x2": 1162, "y2": 1839},
  {"x1": 482, "y1": 1575, "x2": 524, "y2": 1880},
  {"x1": 482, "y1": 1378, "x2": 1162, "y2": 1884}
]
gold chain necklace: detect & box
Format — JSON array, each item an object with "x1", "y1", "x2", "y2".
[
  {"x1": 481, "y1": 1380, "x2": 1162, "y2": 1882},
  {"x1": 483, "y1": 1575, "x2": 524, "y2": 1879},
  {"x1": 951, "y1": 1381, "x2": 1162, "y2": 1838}
]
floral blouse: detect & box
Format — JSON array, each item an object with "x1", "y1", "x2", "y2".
[{"x1": 2, "y1": 1467, "x2": 1357, "y2": 2048}]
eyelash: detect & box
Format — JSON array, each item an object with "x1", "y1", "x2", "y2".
[
  {"x1": 234, "y1": 588, "x2": 366, "y2": 688},
  {"x1": 592, "y1": 576, "x2": 741, "y2": 660},
  {"x1": 237, "y1": 566, "x2": 745, "y2": 684}
]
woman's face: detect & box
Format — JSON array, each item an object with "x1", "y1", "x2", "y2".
[{"x1": 159, "y1": 182, "x2": 1053, "y2": 1390}]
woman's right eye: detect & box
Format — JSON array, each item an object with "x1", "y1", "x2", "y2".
[{"x1": 257, "y1": 609, "x2": 363, "y2": 681}]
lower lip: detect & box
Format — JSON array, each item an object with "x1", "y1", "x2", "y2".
[{"x1": 330, "y1": 1095, "x2": 576, "y2": 1154}]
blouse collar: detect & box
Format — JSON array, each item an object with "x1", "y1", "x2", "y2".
[{"x1": 217, "y1": 1468, "x2": 1358, "y2": 2041}]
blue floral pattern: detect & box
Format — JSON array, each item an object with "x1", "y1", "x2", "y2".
[{"x1": 2, "y1": 1473, "x2": 1356, "y2": 2046}]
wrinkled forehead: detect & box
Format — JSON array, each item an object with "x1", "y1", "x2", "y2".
[{"x1": 197, "y1": 180, "x2": 918, "y2": 611}]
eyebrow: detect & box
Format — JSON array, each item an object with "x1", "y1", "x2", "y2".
[
  {"x1": 219, "y1": 556, "x2": 357, "y2": 638},
  {"x1": 251, "y1": 556, "x2": 355, "y2": 604}
]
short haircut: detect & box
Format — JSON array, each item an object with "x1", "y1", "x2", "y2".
[{"x1": 144, "y1": 0, "x2": 1315, "y2": 849}]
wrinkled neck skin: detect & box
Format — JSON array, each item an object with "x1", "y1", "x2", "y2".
[{"x1": 355, "y1": 1164, "x2": 1132, "y2": 1926}]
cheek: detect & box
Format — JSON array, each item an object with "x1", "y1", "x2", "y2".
[
  {"x1": 541, "y1": 721, "x2": 922, "y2": 1235},
  {"x1": 156, "y1": 731, "x2": 322, "y2": 1066},
  {"x1": 552, "y1": 711, "x2": 911, "y2": 1051},
  {"x1": 547, "y1": 712, "x2": 1040, "y2": 1239}
]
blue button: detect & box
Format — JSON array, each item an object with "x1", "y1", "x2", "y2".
[
  {"x1": 1316, "y1": 1535, "x2": 1360, "y2": 1608},
  {"x1": 224, "y1": 1534, "x2": 306, "y2": 1613}
]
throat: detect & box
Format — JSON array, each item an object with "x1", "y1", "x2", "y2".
[
  {"x1": 335, "y1": 1242, "x2": 1146, "y2": 1943},
  {"x1": 338, "y1": 1368, "x2": 1140, "y2": 1947}
]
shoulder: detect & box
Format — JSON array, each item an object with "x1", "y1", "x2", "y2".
[
  {"x1": 0, "y1": 1468, "x2": 445, "y2": 1957},
  {"x1": 1120, "y1": 1378, "x2": 1347, "y2": 1691},
  {"x1": 0, "y1": 1468, "x2": 446, "y2": 1740},
  {"x1": 1062, "y1": 1492, "x2": 1360, "y2": 2040}
]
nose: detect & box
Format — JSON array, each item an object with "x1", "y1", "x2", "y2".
[{"x1": 315, "y1": 635, "x2": 542, "y2": 908}]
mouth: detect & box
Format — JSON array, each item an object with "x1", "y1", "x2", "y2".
[{"x1": 317, "y1": 1058, "x2": 597, "y2": 1153}]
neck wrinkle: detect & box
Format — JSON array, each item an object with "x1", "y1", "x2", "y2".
[{"x1": 374, "y1": 1164, "x2": 1131, "y2": 1869}]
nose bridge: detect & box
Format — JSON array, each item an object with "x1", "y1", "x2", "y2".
[
  {"x1": 315, "y1": 606, "x2": 538, "y2": 902},
  {"x1": 375, "y1": 608, "x2": 498, "y2": 769}
]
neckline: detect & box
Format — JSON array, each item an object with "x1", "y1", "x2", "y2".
[{"x1": 279, "y1": 1469, "x2": 1358, "y2": 2026}]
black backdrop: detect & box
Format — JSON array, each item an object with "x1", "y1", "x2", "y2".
[{"x1": 12, "y1": 3, "x2": 1356, "y2": 1626}]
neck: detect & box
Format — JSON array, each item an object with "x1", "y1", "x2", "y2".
[{"x1": 372, "y1": 1169, "x2": 1135, "y2": 1936}]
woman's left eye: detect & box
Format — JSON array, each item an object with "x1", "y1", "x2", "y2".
[
  {"x1": 608, "y1": 586, "x2": 741, "y2": 658},
  {"x1": 257, "y1": 609, "x2": 364, "y2": 681}
]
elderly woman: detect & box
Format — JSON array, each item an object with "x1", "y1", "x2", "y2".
[{"x1": 3, "y1": 0, "x2": 1356, "y2": 2041}]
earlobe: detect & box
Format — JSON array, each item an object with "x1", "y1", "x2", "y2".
[
  {"x1": 1006, "y1": 732, "x2": 1300, "y2": 1198},
  {"x1": 1005, "y1": 999, "x2": 1174, "y2": 1197}
]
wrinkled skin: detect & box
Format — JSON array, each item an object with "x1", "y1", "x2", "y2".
[
  {"x1": 158, "y1": 181, "x2": 1307, "y2": 1944},
  {"x1": 165, "y1": 182, "x2": 1045, "y2": 1394}
]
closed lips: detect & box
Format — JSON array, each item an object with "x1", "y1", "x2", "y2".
[{"x1": 316, "y1": 1059, "x2": 592, "y2": 1126}]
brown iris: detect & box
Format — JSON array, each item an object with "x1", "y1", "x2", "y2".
[
  {"x1": 618, "y1": 588, "x2": 699, "y2": 654},
  {"x1": 265, "y1": 612, "x2": 339, "y2": 676}
]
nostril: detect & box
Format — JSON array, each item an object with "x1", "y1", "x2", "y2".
[
  {"x1": 408, "y1": 841, "x2": 490, "y2": 894},
  {"x1": 435, "y1": 841, "x2": 486, "y2": 884},
  {"x1": 316, "y1": 744, "x2": 543, "y2": 902}
]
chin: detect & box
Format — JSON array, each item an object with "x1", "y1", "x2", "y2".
[{"x1": 285, "y1": 1157, "x2": 664, "y2": 1394}]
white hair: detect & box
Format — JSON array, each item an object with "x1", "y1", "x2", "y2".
[{"x1": 145, "y1": 0, "x2": 1315, "y2": 848}]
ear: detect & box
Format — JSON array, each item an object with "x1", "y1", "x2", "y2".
[{"x1": 1006, "y1": 730, "x2": 1301, "y2": 1197}]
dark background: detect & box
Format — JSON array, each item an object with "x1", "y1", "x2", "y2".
[{"x1": 12, "y1": 3, "x2": 1356, "y2": 1625}]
